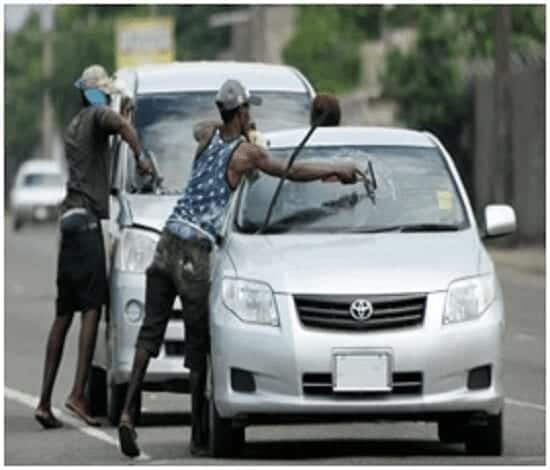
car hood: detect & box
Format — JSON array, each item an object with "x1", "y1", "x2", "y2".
[
  {"x1": 12, "y1": 186, "x2": 66, "y2": 205},
  {"x1": 225, "y1": 230, "x2": 481, "y2": 294},
  {"x1": 127, "y1": 194, "x2": 180, "y2": 232}
]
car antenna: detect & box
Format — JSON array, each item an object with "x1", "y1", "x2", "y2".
[{"x1": 257, "y1": 108, "x2": 329, "y2": 234}]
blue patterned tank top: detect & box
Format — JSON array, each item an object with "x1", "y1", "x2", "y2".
[{"x1": 165, "y1": 129, "x2": 243, "y2": 243}]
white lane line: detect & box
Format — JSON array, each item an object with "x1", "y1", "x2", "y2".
[
  {"x1": 5, "y1": 386, "x2": 151, "y2": 461},
  {"x1": 505, "y1": 398, "x2": 545, "y2": 412}
]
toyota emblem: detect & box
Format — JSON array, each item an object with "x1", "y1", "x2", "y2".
[{"x1": 349, "y1": 299, "x2": 374, "y2": 321}]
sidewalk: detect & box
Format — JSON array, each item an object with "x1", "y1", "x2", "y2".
[{"x1": 487, "y1": 245, "x2": 545, "y2": 276}]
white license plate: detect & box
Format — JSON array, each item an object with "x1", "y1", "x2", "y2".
[{"x1": 333, "y1": 353, "x2": 391, "y2": 392}]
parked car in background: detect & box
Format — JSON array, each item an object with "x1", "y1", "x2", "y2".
[
  {"x1": 89, "y1": 61, "x2": 316, "y2": 424},
  {"x1": 206, "y1": 126, "x2": 516, "y2": 457},
  {"x1": 10, "y1": 159, "x2": 66, "y2": 231}
]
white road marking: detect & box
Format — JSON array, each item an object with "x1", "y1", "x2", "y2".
[
  {"x1": 5, "y1": 386, "x2": 151, "y2": 461},
  {"x1": 505, "y1": 398, "x2": 545, "y2": 412},
  {"x1": 513, "y1": 333, "x2": 537, "y2": 342}
]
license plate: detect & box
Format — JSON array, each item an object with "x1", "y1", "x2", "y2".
[{"x1": 333, "y1": 352, "x2": 392, "y2": 392}]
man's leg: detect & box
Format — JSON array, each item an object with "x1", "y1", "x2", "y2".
[
  {"x1": 65, "y1": 308, "x2": 101, "y2": 425},
  {"x1": 182, "y1": 281, "x2": 210, "y2": 456},
  {"x1": 118, "y1": 269, "x2": 176, "y2": 457},
  {"x1": 35, "y1": 314, "x2": 74, "y2": 428}
]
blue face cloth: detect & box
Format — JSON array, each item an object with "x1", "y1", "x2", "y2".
[{"x1": 83, "y1": 88, "x2": 108, "y2": 106}]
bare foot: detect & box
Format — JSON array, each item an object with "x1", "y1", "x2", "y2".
[
  {"x1": 65, "y1": 397, "x2": 101, "y2": 427},
  {"x1": 34, "y1": 407, "x2": 63, "y2": 429}
]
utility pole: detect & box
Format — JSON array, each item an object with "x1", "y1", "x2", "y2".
[
  {"x1": 40, "y1": 5, "x2": 55, "y2": 160},
  {"x1": 493, "y1": 5, "x2": 512, "y2": 205}
]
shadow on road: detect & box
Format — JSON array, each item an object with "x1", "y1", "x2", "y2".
[{"x1": 242, "y1": 438, "x2": 464, "y2": 459}]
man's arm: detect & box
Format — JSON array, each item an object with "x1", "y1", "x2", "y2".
[
  {"x1": 230, "y1": 142, "x2": 357, "y2": 185},
  {"x1": 95, "y1": 107, "x2": 152, "y2": 173}
]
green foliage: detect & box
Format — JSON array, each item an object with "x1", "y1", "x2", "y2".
[
  {"x1": 380, "y1": 5, "x2": 545, "y2": 160},
  {"x1": 5, "y1": 12, "x2": 43, "y2": 187},
  {"x1": 283, "y1": 6, "x2": 365, "y2": 93}
]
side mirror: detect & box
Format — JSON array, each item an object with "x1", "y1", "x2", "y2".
[{"x1": 483, "y1": 204, "x2": 516, "y2": 238}]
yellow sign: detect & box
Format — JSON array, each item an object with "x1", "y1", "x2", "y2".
[
  {"x1": 116, "y1": 17, "x2": 175, "y2": 69},
  {"x1": 436, "y1": 191, "x2": 453, "y2": 210}
]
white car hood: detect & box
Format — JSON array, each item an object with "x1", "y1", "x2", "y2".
[
  {"x1": 12, "y1": 187, "x2": 66, "y2": 205},
  {"x1": 226, "y1": 230, "x2": 480, "y2": 294},
  {"x1": 127, "y1": 194, "x2": 180, "y2": 232}
]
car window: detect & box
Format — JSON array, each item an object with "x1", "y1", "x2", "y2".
[
  {"x1": 22, "y1": 173, "x2": 63, "y2": 187},
  {"x1": 134, "y1": 91, "x2": 311, "y2": 192},
  {"x1": 236, "y1": 145, "x2": 469, "y2": 233}
]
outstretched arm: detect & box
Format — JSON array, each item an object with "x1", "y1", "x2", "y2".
[{"x1": 230, "y1": 142, "x2": 357, "y2": 185}]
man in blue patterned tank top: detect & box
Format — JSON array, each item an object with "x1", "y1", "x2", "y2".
[{"x1": 118, "y1": 79, "x2": 359, "y2": 458}]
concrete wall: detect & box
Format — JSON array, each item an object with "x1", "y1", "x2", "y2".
[{"x1": 472, "y1": 63, "x2": 545, "y2": 244}]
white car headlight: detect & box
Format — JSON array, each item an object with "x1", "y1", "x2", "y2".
[
  {"x1": 443, "y1": 273, "x2": 496, "y2": 325},
  {"x1": 118, "y1": 229, "x2": 158, "y2": 273},
  {"x1": 222, "y1": 278, "x2": 279, "y2": 326}
]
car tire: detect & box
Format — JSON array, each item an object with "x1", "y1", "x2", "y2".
[
  {"x1": 465, "y1": 412, "x2": 503, "y2": 456},
  {"x1": 87, "y1": 366, "x2": 107, "y2": 417},
  {"x1": 108, "y1": 383, "x2": 142, "y2": 426},
  {"x1": 208, "y1": 398, "x2": 244, "y2": 458},
  {"x1": 13, "y1": 217, "x2": 23, "y2": 231},
  {"x1": 438, "y1": 416, "x2": 466, "y2": 444}
]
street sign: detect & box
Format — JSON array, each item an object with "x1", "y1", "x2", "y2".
[{"x1": 116, "y1": 17, "x2": 175, "y2": 69}]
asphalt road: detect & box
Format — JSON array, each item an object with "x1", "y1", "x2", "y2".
[{"x1": 4, "y1": 222, "x2": 546, "y2": 465}]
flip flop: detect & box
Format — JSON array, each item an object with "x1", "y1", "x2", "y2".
[
  {"x1": 64, "y1": 401, "x2": 101, "y2": 427},
  {"x1": 34, "y1": 411, "x2": 63, "y2": 429},
  {"x1": 118, "y1": 422, "x2": 140, "y2": 458}
]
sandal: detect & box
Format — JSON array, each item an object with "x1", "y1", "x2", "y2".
[{"x1": 119, "y1": 422, "x2": 140, "y2": 458}]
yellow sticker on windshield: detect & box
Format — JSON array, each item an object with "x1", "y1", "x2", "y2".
[{"x1": 437, "y1": 191, "x2": 453, "y2": 210}]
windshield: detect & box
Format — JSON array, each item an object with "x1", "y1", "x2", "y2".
[
  {"x1": 22, "y1": 173, "x2": 63, "y2": 187},
  {"x1": 135, "y1": 91, "x2": 311, "y2": 191},
  {"x1": 236, "y1": 145, "x2": 469, "y2": 234}
]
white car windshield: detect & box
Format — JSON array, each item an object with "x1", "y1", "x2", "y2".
[
  {"x1": 236, "y1": 145, "x2": 469, "y2": 234},
  {"x1": 135, "y1": 91, "x2": 311, "y2": 191},
  {"x1": 22, "y1": 173, "x2": 63, "y2": 188}
]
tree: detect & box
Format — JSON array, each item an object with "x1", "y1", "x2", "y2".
[{"x1": 283, "y1": 6, "x2": 365, "y2": 93}]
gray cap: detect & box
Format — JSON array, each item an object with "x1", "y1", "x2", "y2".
[{"x1": 215, "y1": 79, "x2": 262, "y2": 111}]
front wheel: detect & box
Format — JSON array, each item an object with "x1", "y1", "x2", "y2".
[
  {"x1": 465, "y1": 412, "x2": 503, "y2": 456},
  {"x1": 87, "y1": 366, "x2": 107, "y2": 417},
  {"x1": 208, "y1": 398, "x2": 244, "y2": 458}
]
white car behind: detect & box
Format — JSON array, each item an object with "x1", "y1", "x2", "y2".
[{"x1": 10, "y1": 159, "x2": 66, "y2": 231}]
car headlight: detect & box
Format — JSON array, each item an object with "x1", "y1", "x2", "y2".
[
  {"x1": 443, "y1": 273, "x2": 496, "y2": 325},
  {"x1": 222, "y1": 278, "x2": 279, "y2": 326},
  {"x1": 118, "y1": 229, "x2": 158, "y2": 273}
]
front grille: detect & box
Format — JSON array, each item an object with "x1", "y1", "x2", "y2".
[
  {"x1": 302, "y1": 372, "x2": 423, "y2": 396},
  {"x1": 294, "y1": 294, "x2": 426, "y2": 331},
  {"x1": 164, "y1": 340, "x2": 185, "y2": 356}
]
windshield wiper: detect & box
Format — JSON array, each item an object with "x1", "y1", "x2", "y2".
[
  {"x1": 258, "y1": 207, "x2": 336, "y2": 234},
  {"x1": 397, "y1": 223, "x2": 460, "y2": 232},
  {"x1": 345, "y1": 223, "x2": 460, "y2": 233}
]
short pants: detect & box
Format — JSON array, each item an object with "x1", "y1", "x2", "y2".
[
  {"x1": 56, "y1": 211, "x2": 108, "y2": 316},
  {"x1": 135, "y1": 228, "x2": 211, "y2": 372}
]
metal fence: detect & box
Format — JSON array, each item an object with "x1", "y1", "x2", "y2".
[{"x1": 471, "y1": 62, "x2": 545, "y2": 244}]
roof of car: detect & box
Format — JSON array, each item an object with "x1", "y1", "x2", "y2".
[
  {"x1": 265, "y1": 127, "x2": 437, "y2": 148},
  {"x1": 116, "y1": 61, "x2": 312, "y2": 95},
  {"x1": 18, "y1": 159, "x2": 64, "y2": 175}
]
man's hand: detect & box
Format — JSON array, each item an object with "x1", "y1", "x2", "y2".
[
  {"x1": 136, "y1": 151, "x2": 154, "y2": 175},
  {"x1": 321, "y1": 162, "x2": 358, "y2": 184}
]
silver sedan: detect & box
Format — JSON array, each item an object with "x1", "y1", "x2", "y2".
[{"x1": 207, "y1": 126, "x2": 516, "y2": 457}]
